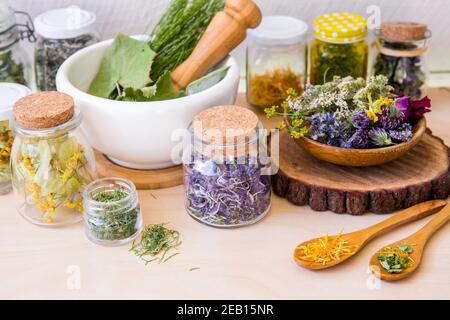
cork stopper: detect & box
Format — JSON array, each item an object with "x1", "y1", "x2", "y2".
[
  {"x1": 193, "y1": 105, "x2": 259, "y2": 145},
  {"x1": 13, "y1": 92, "x2": 75, "y2": 129},
  {"x1": 380, "y1": 22, "x2": 428, "y2": 42}
]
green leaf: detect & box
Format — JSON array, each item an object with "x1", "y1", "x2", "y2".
[
  {"x1": 58, "y1": 137, "x2": 77, "y2": 169},
  {"x1": 399, "y1": 244, "x2": 413, "y2": 253},
  {"x1": 147, "y1": 72, "x2": 185, "y2": 101},
  {"x1": 88, "y1": 33, "x2": 156, "y2": 98},
  {"x1": 116, "y1": 86, "x2": 157, "y2": 102},
  {"x1": 64, "y1": 177, "x2": 81, "y2": 195},
  {"x1": 34, "y1": 140, "x2": 52, "y2": 187},
  {"x1": 186, "y1": 66, "x2": 230, "y2": 95},
  {"x1": 40, "y1": 171, "x2": 64, "y2": 196}
]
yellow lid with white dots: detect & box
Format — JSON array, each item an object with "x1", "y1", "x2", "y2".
[{"x1": 314, "y1": 12, "x2": 367, "y2": 43}]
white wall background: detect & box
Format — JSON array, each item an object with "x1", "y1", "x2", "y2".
[{"x1": 9, "y1": 0, "x2": 450, "y2": 77}]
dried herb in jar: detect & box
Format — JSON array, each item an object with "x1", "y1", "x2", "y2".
[
  {"x1": 85, "y1": 187, "x2": 140, "y2": 241},
  {"x1": 0, "y1": 120, "x2": 13, "y2": 185},
  {"x1": 0, "y1": 50, "x2": 26, "y2": 85},
  {"x1": 247, "y1": 67, "x2": 303, "y2": 109},
  {"x1": 35, "y1": 34, "x2": 97, "y2": 91}
]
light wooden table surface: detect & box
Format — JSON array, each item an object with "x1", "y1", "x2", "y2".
[{"x1": 1, "y1": 89, "x2": 449, "y2": 300}]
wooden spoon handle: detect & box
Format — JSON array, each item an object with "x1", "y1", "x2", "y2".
[
  {"x1": 412, "y1": 204, "x2": 450, "y2": 246},
  {"x1": 361, "y1": 200, "x2": 447, "y2": 242},
  {"x1": 171, "y1": 0, "x2": 262, "y2": 89}
]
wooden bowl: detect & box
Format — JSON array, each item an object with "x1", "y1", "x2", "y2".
[{"x1": 286, "y1": 117, "x2": 427, "y2": 167}]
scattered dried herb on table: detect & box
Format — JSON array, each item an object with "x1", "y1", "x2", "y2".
[
  {"x1": 0, "y1": 50, "x2": 26, "y2": 85},
  {"x1": 247, "y1": 67, "x2": 303, "y2": 109},
  {"x1": 377, "y1": 244, "x2": 414, "y2": 273},
  {"x1": 85, "y1": 187, "x2": 140, "y2": 241},
  {"x1": 35, "y1": 34, "x2": 96, "y2": 91},
  {"x1": 130, "y1": 223, "x2": 181, "y2": 265}
]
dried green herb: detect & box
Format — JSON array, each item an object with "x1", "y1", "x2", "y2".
[
  {"x1": 310, "y1": 40, "x2": 368, "y2": 85},
  {"x1": 86, "y1": 187, "x2": 140, "y2": 241},
  {"x1": 130, "y1": 223, "x2": 181, "y2": 265},
  {"x1": 0, "y1": 49, "x2": 26, "y2": 85},
  {"x1": 149, "y1": 0, "x2": 225, "y2": 81},
  {"x1": 377, "y1": 244, "x2": 414, "y2": 273}
]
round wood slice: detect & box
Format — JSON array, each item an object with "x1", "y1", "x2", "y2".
[
  {"x1": 272, "y1": 130, "x2": 450, "y2": 215},
  {"x1": 94, "y1": 150, "x2": 183, "y2": 190}
]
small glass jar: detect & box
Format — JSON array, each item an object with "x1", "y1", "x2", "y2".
[
  {"x1": 0, "y1": 83, "x2": 30, "y2": 194},
  {"x1": 247, "y1": 16, "x2": 308, "y2": 110},
  {"x1": 0, "y1": 3, "x2": 35, "y2": 87},
  {"x1": 34, "y1": 6, "x2": 98, "y2": 91},
  {"x1": 83, "y1": 178, "x2": 142, "y2": 246},
  {"x1": 372, "y1": 22, "x2": 430, "y2": 98},
  {"x1": 310, "y1": 12, "x2": 368, "y2": 85},
  {"x1": 183, "y1": 106, "x2": 272, "y2": 228},
  {"x1": 11, "y1": 92, "x2": 95, "y2": 226}
]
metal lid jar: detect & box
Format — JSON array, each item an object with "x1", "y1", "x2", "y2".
[
  {"x1": 11, "y1": 92, "x2": 96, "y2": 226},
  {"x1": 246, "y1": 16, "x2": 308, "y2": 110},
  {"x1": 183, "y1": 105, "x2": 272, "y2": 228},
  {"x1": 310, "y1": 12, "x2": 369, "y2": 84},
  {"x1": 0, "y1": 82, "x2": 30, "y2": 194},
  {"x1": 0, "y1": 2, "x2": 35, "y2": 87},
  {"x1": 372, "y1": 22, "x2": 430, "y2": 98},
  {"x1": 34, "y1": 6, "x2": 98, "y2": 91}
]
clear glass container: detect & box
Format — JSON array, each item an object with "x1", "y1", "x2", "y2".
[
  {"x1": 0, "y1": 83, "x2": 30, "y2": 195},
  {"x1": 11, "y1": 110, "x2": 96, "y2": 226},
  {"x1": 183, "y1": 106, "x2": 272, "y2": 228},
  {"x1": 0, "y1": 4, "x2": 35, "y2": 87},
  {"x1": 247, "y1": 16, "x2": 308, "y2": 110},
  {"x1": 34, "y1": 6, "x2": 98, "y2": 91},
  {"x1": 82, "y1": 177, "x2": 142, "y2": 246},
  {"x1": 372, "y1": 26, "x2": 430, "y2": 98},
  {"x1": 310, "y1": 13, "x2": 368, "y2": 85}
]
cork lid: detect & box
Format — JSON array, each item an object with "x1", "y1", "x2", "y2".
[
  {"x1": 13, "y1": 92, "x2": 75, "y2": 129},
  {"x1": 380, "y1": 22, "x2": 428, "y2": 42},
  {"x1": 192, "y1": 105, "x2": 259, "y2": 145}
]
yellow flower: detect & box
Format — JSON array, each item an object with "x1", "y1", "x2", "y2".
[
  {"x1": 22, "y1": 155, "x2": 36, "y2": 177},
  {"x1": 61, "y1": 152, "x2": 82, "y2": 182}
]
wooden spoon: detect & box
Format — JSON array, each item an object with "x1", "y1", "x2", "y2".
[
  {"x1": 171, "y1": 0, "x2": 262, "y2": 89},
  {"x1": 369, "y1": 203, "x2": 450, "y2": 281},
  {"x1": 294, "y1": 200, "x2": 447, "y2": 270}
]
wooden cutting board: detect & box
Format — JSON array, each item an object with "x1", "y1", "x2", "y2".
[{"x1": 272, "y1": 130, "x2": 450, "y2": 215}]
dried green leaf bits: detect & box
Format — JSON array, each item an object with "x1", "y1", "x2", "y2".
[
  {"x1": 11, "y1": 92, "x2": 95, "y2": 226},
  {"x1": 310, "y1": 13, "x2": 368, "y2": 85},
  {"x1": 83, "y1": 178, "x2": 142, "y2": 246}
]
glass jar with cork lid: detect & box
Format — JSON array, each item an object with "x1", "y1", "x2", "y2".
[
  {"x1": 372, "y1": 22, "x2": 430, "y2": 98},
  {"x1": 183, "y1": 105, "x2": 272, "y2": 228},
  {"x1": 246, "y1": 16, "x2": 308, "y2": 110},
  {"x1": 310, "y1": 12, "x2": 369, "y2": 85},
  {"x1": 10, "y1": 92, "x2": 95, "y2": 226}
]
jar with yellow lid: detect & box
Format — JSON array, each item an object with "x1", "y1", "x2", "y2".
[{"x1": 310, "y1": 12, "x2": 369, "y2": 85}]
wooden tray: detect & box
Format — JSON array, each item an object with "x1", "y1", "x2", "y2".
[
  {"x1": 94, "y1": 150, "x2": 183, "y2": 190},
  {"x1": 272, "y1": 130, "x2": 450, "y2": 215}
]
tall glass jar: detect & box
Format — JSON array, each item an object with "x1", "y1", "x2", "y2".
[
  {"x1": 34, "y1": 6, "x2": 98, "y2": 91},
  {"x1": 83, "y1": 178, "x2": 142, "y2": 246},
  {"x1": 11, "y1": 92, "x2": 95, "y2": 226},
  {"x1": 183, "y1": 105, "x2": 272, "y2": 228},
  {"x1": 247, "y1": 16, "x2": 308, "y2": 110},
  {"x1": 0, "y1": 2, "x2": 35, "y2": 87},
  {"x1": 0, "y1": 82, "x2": 30, "y2": 194},
  {"x1": 310, "y1": 12, "x2": 368, "y2": 85},
  {"x1": 372, "y1": 22, "x2": 430, "y2": 98}
]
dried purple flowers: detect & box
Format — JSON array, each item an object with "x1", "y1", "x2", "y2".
[{"x1": 266, "y1": 75, "x2": 431, "y2": 149}]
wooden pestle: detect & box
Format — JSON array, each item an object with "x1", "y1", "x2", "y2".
[{"x1": 170, "y1": 0, "x2": 262, "y2": 90}]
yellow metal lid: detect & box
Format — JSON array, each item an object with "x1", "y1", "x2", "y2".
[{"x1": 314, "y1": 12, "x2": 367, "y2": 43}]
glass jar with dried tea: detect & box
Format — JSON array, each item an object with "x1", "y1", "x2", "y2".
[
  {"x1": 0, "y1": 82, "x2": 30, "y2": 195},
  {"x1": 34, "y1": 6, "x2": 98, "y2": 91},
  {"x1": 83, "y1": 178, "x2": 142, "y2": 246},
  {"x1": 0, "y1": 3, "x2": 35, "y2": 87},
  {"x1": 310, "y1": 13, "x2": 368, "y2": 85},
  {"x1": 183, "y1": 106, "x2": 272, "y2": 228},
  {"x1": 246, "y1": 16, "x2": 308, "y2": 110},
  {"x1": 11, "y1": 92, "x2": 96, "y2": 226},
  {"x1": 372, "y1": 22, "x2": 430, "y2": 98}
]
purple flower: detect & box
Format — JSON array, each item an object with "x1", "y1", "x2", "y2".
[
  {"x1": 353, "y1": 112, "x2": 371, "y2": 129},
  {"x1": 369, "y1": 128, "x2": 393, "y2": 147},
  {"x1": 377, "y1": 107, "x2": 404, "y2": 130},
  {"x1": 346, "y1": 129, "x2": 369, "y2": 149},
  {"x1": 389, "y1": 123, "x2": 413, "y2": 142},
  {"x1": 395, "y1": 96, "x2": 431, "y2": 122}
]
